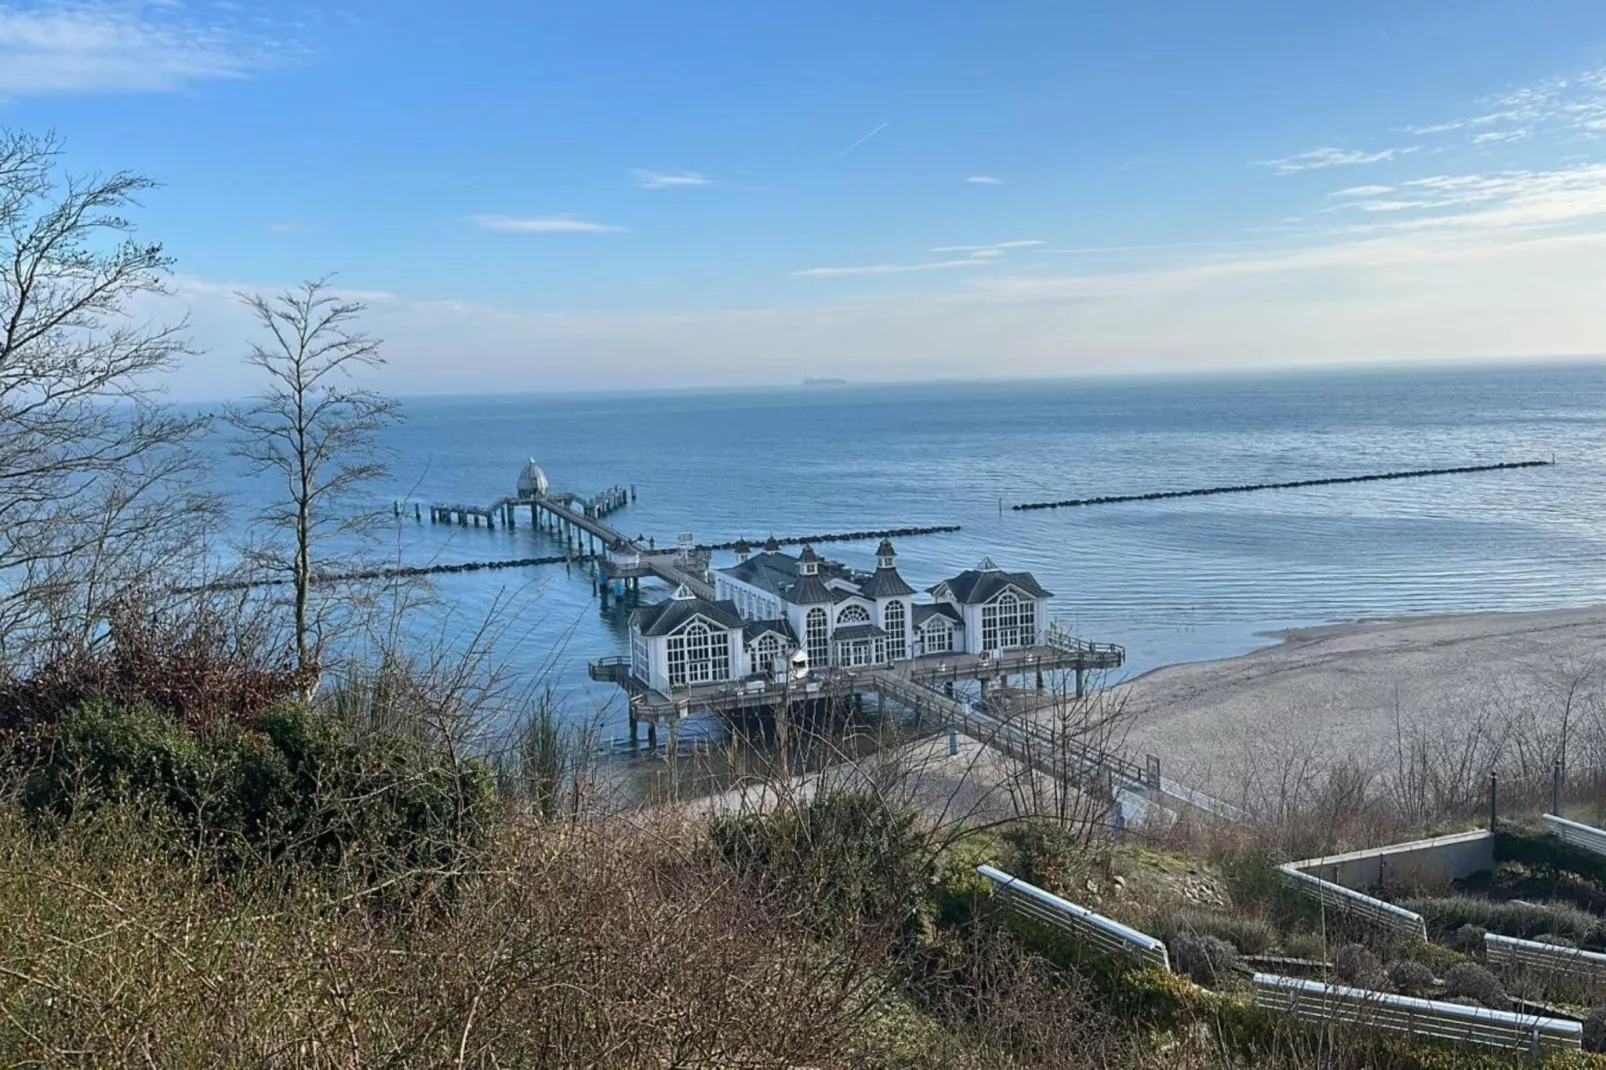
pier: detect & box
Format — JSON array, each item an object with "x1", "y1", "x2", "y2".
[{"x1": 1014, "y1": 460, "x2": 1554, "y2": 512}]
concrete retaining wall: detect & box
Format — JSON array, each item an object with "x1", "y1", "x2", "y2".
[{"x1": 1292, "y1": 829, "x2": 1494, "y2": 891}]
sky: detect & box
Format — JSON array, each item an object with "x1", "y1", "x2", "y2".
[{"x1": 5, "y1": 0, "x2": 1606, "y2": 399}]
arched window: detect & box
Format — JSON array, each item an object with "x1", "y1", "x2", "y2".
[
  {"x1": 981, "y1": 590, "x2": 1033, "y2": 651},
  {"x1": 837, "y1": 604, "x2": 870, "y2": 626},
  {"x1": 667, "y1": 621, "x2": 730, "y2": 686},
  {"x1": 806, "y1": 608, "x2": 829, "y2": 668},
  {"x1": 923, "y1": 618, "x2": 951, "y2": 654},
  {"x1": 883, "y1": 600, "x2": 906, "y2": 660},
  {"x1": 751, "y1": 633, "x2": 781, "y2": 676}
]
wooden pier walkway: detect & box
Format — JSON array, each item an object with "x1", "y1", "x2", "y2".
[{"x1": 1014, "y1": 460, "x2": 1554, "y2": 512}]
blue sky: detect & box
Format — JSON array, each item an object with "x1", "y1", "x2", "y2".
[{"x1": 5, "y1": 0, "x2": 1606, "y2": 398}]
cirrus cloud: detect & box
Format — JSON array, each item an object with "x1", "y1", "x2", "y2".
[
  {"x1": 0, "y1": 0, "x2": 300, "y2": 96},
  {"x1": 470, "y1": 213, "x2": 627, "y2": 234}
]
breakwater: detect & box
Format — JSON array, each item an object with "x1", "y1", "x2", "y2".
[
  {"x1": 1014, "y1": 461, "x2": 1554, "y2": 512},
  {"x1": 194, "y1": 524, "x2": 963, "y2": 592},
  {"x1": 695, "y1": 525, "x2": 959, "y2": 551}
]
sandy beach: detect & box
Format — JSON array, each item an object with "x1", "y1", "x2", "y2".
[{"x1": 1116, "y1": 605, "x2": 1606, "y2": 803}]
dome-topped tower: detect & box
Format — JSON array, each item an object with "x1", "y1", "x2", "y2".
[{"x1": 516, "y1": 459, "x2": 550, "y2": 499}]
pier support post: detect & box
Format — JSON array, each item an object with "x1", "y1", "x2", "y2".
[
  {"x1": 414, "y1": 503, "x2": 422, "y2": 523},
  {"x1": 646, "y1": 721, "x2": 658, "y2": 753},
  {"x1": 629, "y1": 715, "x2": 639, "y2": 745},
  {"x1": 1036, "y1": 670, "x2": 1045, "y2": 691},
  {"x1": 1075, "y1": 668, "x2": 1087, "y2": 699}
]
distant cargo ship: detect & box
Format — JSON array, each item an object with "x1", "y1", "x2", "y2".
[{"x1": 802, "y1": 377, "x2": 848, "y2": 386}]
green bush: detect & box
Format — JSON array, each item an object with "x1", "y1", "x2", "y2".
[
  {"x1": 1402, "y1": 894, "x2": 1599, "y2": 946},
  {"x1": 1158, "y1": 907, "x2": 1277, "y2": 956},
  {"x1": 1496, "y1": 824, "x2": 1606, "y2": 889},
  {"x1": 998, "y1": 820, "x2": 1085, "y2": 895},
  {"x1": 711, "y1": 789, "x2": 933, "y2": 938},
  {"x1": 1282, "y1": 930, "x2": 1329, "y2": 961},
  {"x1": 22, "y1": 700, "x2": 494, "y2": 885}
]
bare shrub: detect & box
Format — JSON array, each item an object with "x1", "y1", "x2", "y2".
[
  {"x1": 1584, "y1": 1007, "x2": 1606, "y2": 1054},
  {"x1": 1442, "y1": 961, "x2": 1507, "y2": 1008},
  {"x1": 1385, "y1": 959, "x2": 1435, "y2": 997},
  {"x1": 1333, "y1": 943, "x2": 1384, "y2": 988},
  {"x1": 1170, "y1": 931, "x2": 1239, "y2": 987}
]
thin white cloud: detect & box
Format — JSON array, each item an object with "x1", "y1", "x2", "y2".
[
  {"x1": 928, "y1": 240, "x2": 1044, "y2": 253},
  {"x1": 0, "y1": 0, "x2": 297, "y2": 95},
  {"x1": 1331, "y1": 185, "x2": 1395, "y2": 198},
  {"x1": 791, "y1": 259, "x2": 993, "y2": 279},
  {"x1": 1472, "y1": 129, "x2": 1531, "y2": 144},
  {"x1": 632, "y1": 169, "x2": 711, "y2": 190},
  {"x1": 1261, "y1": 146, "x2": 1420, "y2": 174},
  {"x1": 1401, "y1": 68, "x2": 1606, "y2": 142},
  {"x1": 835, "y1": 120, "x2": 889, "y2": 158},
  {"x1": 471, "y1": 214, "x2": 627, "y2": 234},
  {"x1": 263, "y1": 221, "x2": 315, "y2": 233},
  {"x1": 966, "y1": 175, "x2": 1003, "y2": 185}
]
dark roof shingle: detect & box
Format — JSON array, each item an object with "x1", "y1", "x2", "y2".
[
  {"x1": 929, "y1": 567, "x2": 1051, "y2": 605},
  {"x1": 631, "y1": 596, "x2": 744, "y2": 638}
]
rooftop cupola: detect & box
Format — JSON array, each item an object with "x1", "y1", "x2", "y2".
[
  {"x1": 734, "y1": 538, "x2": 751, "y2": 563},
  {"x1": 798, "y1": 545, "x2": 820, "y2": 576},
  {"x1": 876, "y1": 539, "x2": 896, "y2": 570},
  {"x1": 764, "y1": 535, "x2": 781, "y2": 553}
]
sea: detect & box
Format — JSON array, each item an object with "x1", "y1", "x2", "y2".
[{"x1": 203, "y1": 361, "x2": 1606, "y2": 743}]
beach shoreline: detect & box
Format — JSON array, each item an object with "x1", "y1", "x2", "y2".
[{"x1": 1116, "y1": 603, "x2": 1606, "y2": 801}]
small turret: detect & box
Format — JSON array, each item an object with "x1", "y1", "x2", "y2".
[{"x1": 734, "y1": 539, "x2": 752, "y2": 563}]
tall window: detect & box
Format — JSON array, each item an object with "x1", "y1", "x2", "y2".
[
  {"x1": 667, "y1": 622, "x2": 729, "y2": 686},
  {"x1": 981, "y1": 591, "x2": 1034, "y2": 651},
  {"x1": 924, "y1": 620, "x2": 951, "y2": 654},
  {"x1": 806, "y1": 608, "x2": 829, "y2": 668},
  {"x1": 883, "y1": 600, "x2": 906, "y2": 660},
  {"x1": 752, "y1": 634, "x2": 781, "y2": 676},
  {"x1": 837, "y1": 604, "x2": 870, "y2": 625},
  {"x1": 631, "y1": 630, "x2": 649, "y2": 682},
  {"x1": 1017, "y1": 598, "x2": 1036, "y2": 647}
]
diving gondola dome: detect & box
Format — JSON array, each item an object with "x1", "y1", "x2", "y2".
[{"x1": 517, "y1": 459, "x2": 551, "y2": 498}]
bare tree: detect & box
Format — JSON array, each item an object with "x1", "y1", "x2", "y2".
[
  {"x1": 0, "y1": 129, "x2": 214, "y2": 670},
  {"x1": 225, "y1": 279, "x2": 398, "y2": 686}
]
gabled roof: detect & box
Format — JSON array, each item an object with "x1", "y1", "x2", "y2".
[
  {"x1": 719, "y1": 551, "x2": 799, "y2": 596},
  {"x1": 858, "y1": 567, "x2": 916, "y2": 599},
  {"x1": 742, "y1": 618, "x2": 797, "y2": 644},
  {"x1": 830, "y1": 585, "x2": 873, "y2": 605},
  {"x1": 783, "y1": 572, "x2": 835, "y2": 605},
  {"x1": 913, "y1": 603, "x2": 963, "y2": 628},
  {"x1": 929, "y1": 564, "x2": 1052, "y2": 605},
  {"x1": 631, "y1": 595, "x2": 744, "y2": 638},
  {"x1": 832, "y1": 623, "x2": 887, "y2": 642}
]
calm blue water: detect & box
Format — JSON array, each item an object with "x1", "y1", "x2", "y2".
[{"x1": 205, "y1": 362, "x2": 1606, "y2": 737}]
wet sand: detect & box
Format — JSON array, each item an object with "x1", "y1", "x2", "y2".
[{"x1": 1116, "y1": 606, "x2": 1606, "y2": 801}]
